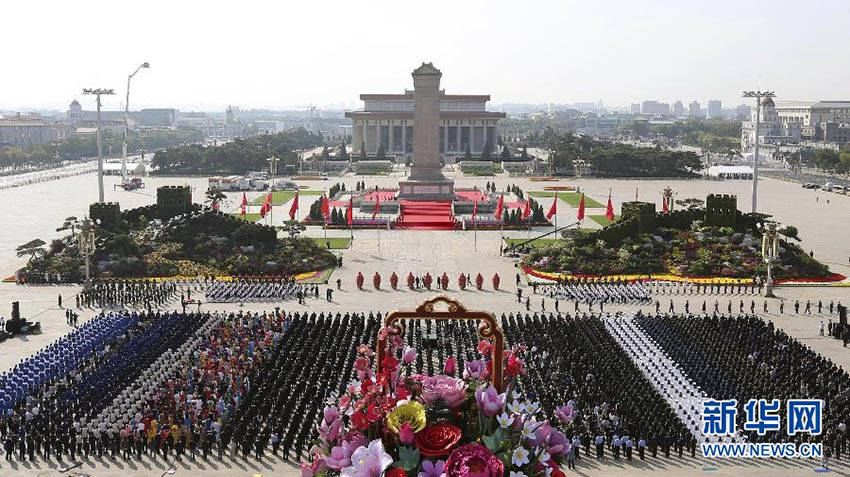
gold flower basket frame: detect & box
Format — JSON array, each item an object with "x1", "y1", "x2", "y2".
[{"x1": 377, "y1": 296, "x2": 505, "y2": 392}]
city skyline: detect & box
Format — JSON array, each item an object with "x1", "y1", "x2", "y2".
[{"x1": 2, "y1": 0, "x2": 849, "y2": 112}]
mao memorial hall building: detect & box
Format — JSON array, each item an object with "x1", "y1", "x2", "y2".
[{"x1": 345, "y1": 86, "x2": 506, "y2": 162}]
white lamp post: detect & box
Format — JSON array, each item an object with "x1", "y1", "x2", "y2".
[
  {"x1": 83, "y1": 88, "x2": 115, "y2": 203},
  {"x1": 742, "y1": 90, "x2": 775, "y2": 213},
  {"x1": 762, "y1": 222, "x2": 779, "y2": 297},
  {"x1": 123, "y1": 62, "x2": 150, "y2": 180},
  {"x1": 77, "y1": 218, "x2": 96, "y2": 290}
]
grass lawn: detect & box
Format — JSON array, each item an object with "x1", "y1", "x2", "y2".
[
  {"x1": 589, "y1": 214, "x2": 619, "y2": 226},
  {"x1": 310, "y1": 237, "x2": 352, "y2": 249},
  {"x1": 503, "y1": 238, "x2": 564, "y2": 248},
  {"x1": 559, "y1": 192, "x2": 604, "y2": 208},
  {"x1": 250, "y1": 190, "x2": 324, "y2": 206},
  {"x1": 528, "y1": 191, "x2": 604, "y2": 208},
  {"x1": 231, "y1": 212, "x2": 262, "y2": 222}
]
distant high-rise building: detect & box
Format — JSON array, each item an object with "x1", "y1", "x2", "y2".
[
  {"x1": 735, "y1": 104, "x2": 751, "y2": 121},
  {"x1": 641, "y1": 100, "x2": 670, "y2": 116},
  {"x1": 629, "y1": 103, "x2": 641, "y2": 114},
  {"x1": 707, "y1": 100, "x2": 722, "y2": 119},
  {"x1": 673, "y1": 101, "x2": 684, "y2": 117},
  {"x1": 688, "y1": 101, "x2": 701, "y2": 117}
]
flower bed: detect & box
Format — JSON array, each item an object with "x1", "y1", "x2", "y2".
[
  {"x1": 300, "y1": 329, "x2": 577, "y2": 477},
  {"x1": 522, "y1": 265, "x2": 846, "y2": 286}
]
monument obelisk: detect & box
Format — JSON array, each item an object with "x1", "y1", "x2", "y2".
[{"x1": 398, "y1": 62, "x2": 455, "y2": 200}]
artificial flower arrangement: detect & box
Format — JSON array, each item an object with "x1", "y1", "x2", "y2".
[{"x1": 300, "y1": 327, "x2": 576, "y2": 477}]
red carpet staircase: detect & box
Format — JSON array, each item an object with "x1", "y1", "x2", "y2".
[{"x1": 394, "y1": 201, "x2": 456, "y2": 230}]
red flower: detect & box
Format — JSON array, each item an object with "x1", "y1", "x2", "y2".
[
  {"x1": 415, "y1": 422, "x2": 463, "y2": 458},
  {"x1": 351, "y1": 411, "x2": 369, "y2": 431},
  {"x1": 381, "y1": 355, "x2": 399, "y2": 373},
  {"x1": 386, "y1": 468, "x2": 407, "y2": 477},
  {"x1": 366, "y1": 402, "x2": 383, "y2": 423}
]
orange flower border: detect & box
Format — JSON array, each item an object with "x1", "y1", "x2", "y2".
[{"x1": 521, "y1": 265, "x2": 848, "y2": 287}]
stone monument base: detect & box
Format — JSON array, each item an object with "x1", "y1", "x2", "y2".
[{"x1": 397, "y1": 179, "x2": 456, "y2": 201}]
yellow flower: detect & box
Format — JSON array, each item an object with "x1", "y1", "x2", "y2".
[{"x1": 386, "y1": 401, "x2": 427, "y2": 433}]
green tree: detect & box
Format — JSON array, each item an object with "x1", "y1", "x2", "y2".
[
  {"x1": 500, "y1": 145, "x2": 511, "y2": 161},
  {"x1": 205, "y1": 188, "x2": 226, "y2": 208},
  {"x1": 16, "y1": 239, "x2": 46, "y2": 262}
]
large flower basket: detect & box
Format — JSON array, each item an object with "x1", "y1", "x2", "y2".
[
  {"x1": 476, "y1": 273, "x2": 485, "y2": 290},
  {"x1": 300, "y1": 297, "x2": 577, "y2": 477},
  {"x1": 423, "y1": 273, "x2": 432, "y2": 290},
  {"x1": 407, "y1": 272, "x2": 415, "y2": 290},
  {"x1": 440, "y1": 273, "x2": 449, "y2": 290},
  {"x1": 373, "y1": 272, "x2": 382, "y2": 290},
  {"x1": 390, "y1": 272, "x2": 399, "y2": 290},
  {"x1": 356, "y1": 272, "x2": 364, "y2": 290},
  {"x1": 492, "y1": 273, "x2": 500, "y2": 290},
  {"x1": 458, "y1": 273, "x2": 467, "y2": 290}
]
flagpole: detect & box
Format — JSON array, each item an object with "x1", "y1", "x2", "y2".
[{"x1": 474, "y1": 211, "x2": 477, "y2": 252}]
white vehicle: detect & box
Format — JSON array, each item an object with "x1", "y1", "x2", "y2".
[{"x1": 824, "y1": 182, "x2": 833, "y2": 191}]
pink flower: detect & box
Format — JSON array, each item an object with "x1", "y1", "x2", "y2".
[
  {"x1": 354, "y1": 357, "x2": 370, "y2": 373},
  {"x1": 421, "y1": 375, "x2": 468, "y2": 409},
  {"x1": 402, "y1": 346, "x2": 418, "y2": 364},
  {"x1": 445, "y1": 443, "x2": 503, "y2": 477},
  {"x1": 344, "y1": 431, "x2": 368, "y2": 451},
  {"x1": 477, "y1": 340, "x2": 491, "y2": 356},
  {"x1": 399, "y1": 422, "x2": 414, "y2": 445},
  {"x1": 474, "y1": 385, "x2": 506, "y2": 417},
  {"x1": 463, "y1": 359, "x2": 490, "y2": 381},
  {"x1": 554, "y1": 404, "x2": 574, "y2": 425},
  {"x1": 323, "y1": 406, "x2": 340, "y2": 424},
  {"x1": 324, "y1": 442, "x2": 354, "y2": 470},
  {"x1": 357, "y1": 344, "x2": 374, "y2": 357},
  {"x1": 341, "y1": 438, "x2": 393, "y2": 477},
  {"x1": 443, "y1": 357, "x2": 456, "y2": 375},
  {"x1": 418, "y1": 459, "x2": 446, "y2": 477}
]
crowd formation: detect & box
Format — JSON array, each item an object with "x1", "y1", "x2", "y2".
[
  {"x1": 76, "y1": 281, "x2": 179, "y2": 310},
  {"x1": 0, "y1": 302, "x2": 846, "y2": 468},
  {"x1": 205, "y1": 278, "x2": 321, "y2": 304},
  {"x1": 636, "y1": 313, "x2": 849, "y2": 455},
  {"x1": 537, "y1": 280, "x2": 652, "y2": 305}
]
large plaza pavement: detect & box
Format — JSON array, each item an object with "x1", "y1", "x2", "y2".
[{"x1": 0, "y1": 169, "x2": 848, "y2": 475}]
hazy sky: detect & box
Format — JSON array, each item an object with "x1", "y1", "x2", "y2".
[{"x1": 4, "y1": 0, "x2": 849, "y2": 112}]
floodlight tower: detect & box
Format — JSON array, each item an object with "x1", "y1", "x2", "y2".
[
  {"x1": 123, "y1": 62, "x2": 150, "y2": 179},
  {"x1": 83, "y1": 88, "x2": 115, "y2": 203},
  {"x1": 742, "y1": 90, "x2": 776, "y2": 213}
]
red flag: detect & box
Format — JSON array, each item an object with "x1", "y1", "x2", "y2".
[
  {"x1": 259, "y1": 192, "x2": 272, "y2": 218},
  {"x1": 289, "y1": 192, "x2": 299, "y2": 220},
  {"x1": 522, "y1": 198, "x2": 531, "y2": 220},
  {"x1": 240, "y1": 192, "x2": 248, "y2": 217},
  {"x1": 372, "y1": 193, "x2": 380, "y2": 219},
  {"x1": 494, "y1": 194, "x2": 504, "y2": 220},
  {"x1": 662, "y1": 195, "x2": 669, "y2": 212},
  {"x1": 472, "y1": 199, "x2": 478, "y2": 225},
  {"x1": 346, "y1": 196, "x2": 353, "y2": 226},
  {"x1": 321, "y1": 195, "x2": 330, "y2": 219},
  {"x1": 546, "y1": 194, "x2": 557, "y2": 220},
  {"x1": 211, "y1": 200, "x2": 220, "y2": 211},
  {"x1": 577, "y1": 193, "x2": 585, "y2": 221},
  {"x1": 605, "y1": 194, "x2": 615, "y2": 222}
]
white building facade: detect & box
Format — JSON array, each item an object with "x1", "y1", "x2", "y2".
[{"x1": 346, "y1": 92, "x2": 505, "y2": 161}]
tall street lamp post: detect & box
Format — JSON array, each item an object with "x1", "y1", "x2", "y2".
[
  {"x1": 123, "y1": 62, "x2": 150, "y2": 179},
  {"x1": 77, "y1": 218, "x2": 96, "y2": 290},
  {"x1": 83, "y1": 88, "x2": 115, "y2": 203},
  {"x1": 762, "y1": 222, "x2": 779, "y2": 298},
  {"x1": 742, "y1": 90, "x2": 775, "y2": 213}
]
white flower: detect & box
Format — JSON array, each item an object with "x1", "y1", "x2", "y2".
[
  {"x1": 511, "y1": 390, "x2": 523, "y2": 401},
  {"x1": 521, "y1": 421, "x2": 537, "y2": 442},
  {"x1": 525, "y1": 401, "x2": 541, "y2": 415},
  {"x1": 497, "y1": 412, "x2": 515, "y2": 428},
  {"x1": 508, "y1": 400, "x2": 525, "y2": 414},
  {"x1": 511, "y1": 447, "x2": 530, "y2": 467},
  {"x1": 510, "y1": 472, "x2": 527, "y2": 477},
  {"x1": 536, "y1": 448, "x2": 551, "y2": 463}
]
